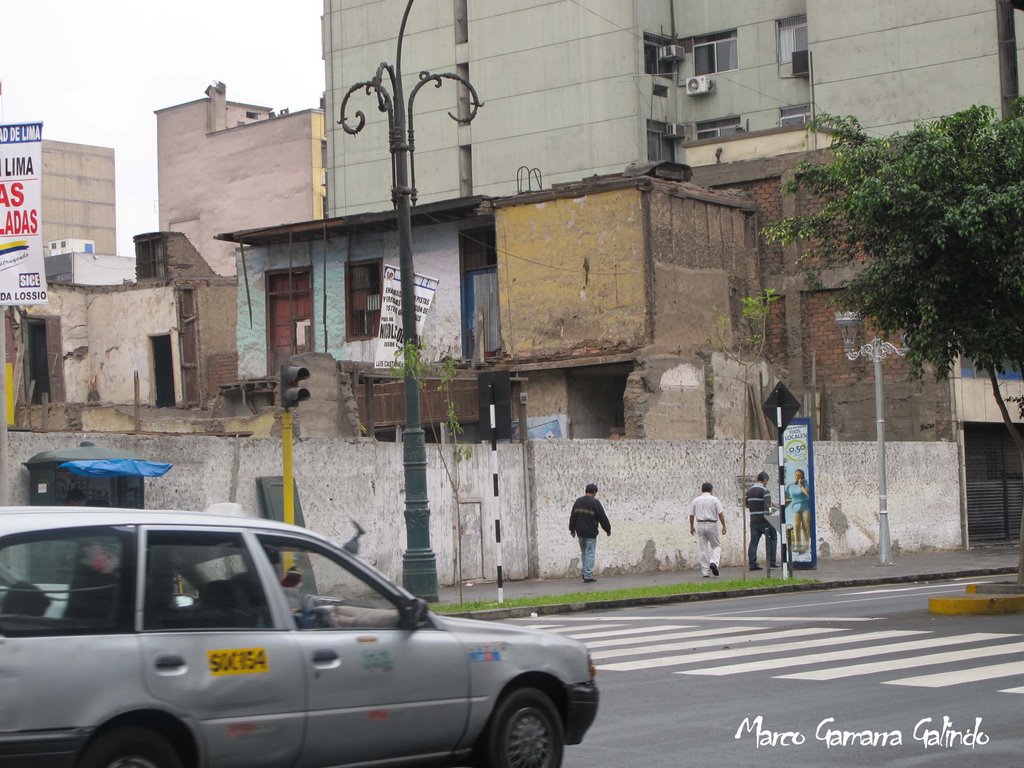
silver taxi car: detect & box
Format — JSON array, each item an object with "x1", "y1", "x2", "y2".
[{"x1": 0, "y1": 508, "x2": 598, "y2": 768}]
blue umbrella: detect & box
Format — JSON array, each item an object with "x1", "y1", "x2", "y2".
[{"x1": 58, "y1": 459, "x2": 173, "y2": 478}]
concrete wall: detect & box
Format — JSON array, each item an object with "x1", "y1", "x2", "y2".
[
  {"x1": 324, "y1": 0, "x2": 667, "y2": 214},
  {"x1": 5, "y1": 431, "x2": 961, "y2": 586},
  {"x1": 157, "y1": 87, "x2": 324, "y2": 276},
  {"x1": 41, "y1": 140, "x2": 117, "y2": 257}
]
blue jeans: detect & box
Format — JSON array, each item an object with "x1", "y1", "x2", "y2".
[
  {"x1": 578, "y1": 537, "x2": 597, "y2": 580},
  {"x1": 749, "y1": 518, "x2": 778, "y2": 566}
]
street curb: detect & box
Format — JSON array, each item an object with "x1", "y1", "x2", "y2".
[
  {"x1": 929, "y1": 593, "x2": 1024, "y2": 615},
  {"x1": 438, "y1": 567, "x2": 1018, "y2": 621}
]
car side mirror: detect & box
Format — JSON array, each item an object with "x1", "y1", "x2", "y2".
[{"x1": 401, "y1": 596, "x2": 430, "y2": 628}]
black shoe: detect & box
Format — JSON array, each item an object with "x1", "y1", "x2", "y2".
[
  {"x1": 709, "y1": 563, "x2": 719, "y2": 576},
  {"x1": 749, "y1": 564, "x2": 762, "y2": 571},
  {"x1": 583, "y1": 578, "x2": 597, "y2": 583},
  {"x1": 769, "y1": 563, "x2": 779, "y2": 568}
]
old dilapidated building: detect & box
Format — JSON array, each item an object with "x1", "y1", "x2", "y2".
[
  {"x1": 489, "y1": 163, "x2": 768, "y2": 440},
  {"x1": 13, "y1": 232, "x2": 240, "y2": 433}
]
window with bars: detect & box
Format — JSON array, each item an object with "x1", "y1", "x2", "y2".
[
  {"x1": 347, "y1": 260, "x2": 382, "y2": 340},
  {"x1": 693, "y1": 30, "x2": 737, "y2": 76},
  {"x1": 695, "y1": 116, "x2": 742, "y2": 140},
  {"x1": 780, "y1": 104, "x2": 812, "y2": 127},
  {"x1": 135, "y1": 237, "x2": 167, "y2": 279},
  {"x1": 777, "y1": 15, "x2": 808, "y2": 64},
  {"x1": 643, "y1": 33, "x2": 675, "y2": 76}
]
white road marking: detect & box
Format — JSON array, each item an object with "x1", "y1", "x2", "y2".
[
  {"x1": 518, "y1": 623, "x2": 627, "y2": 633},
  {"x1": 780, "y1": 639, "x2": 1024, "y2": 681},
  {"x1": 585, "y1": 626, "x2": 764, "y2": 649},
  {"x1": 680, "y1": 632, "x2": 1008, "y2": 676},
  {"x1": 596, "y1": 627, "x2": 851, "y2": 669},
  {"x1": 566, "y1": 624, "x2": 690, "y2": 640},
  {"x1": 883, "y1": 659, "x2": 1024, "y2": 688}
]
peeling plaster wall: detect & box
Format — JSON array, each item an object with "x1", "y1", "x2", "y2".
[
  {"x1": 6, "y1": 433, "x2": 961, "y2": 585},
  {"x1": 628, "y1": 356, "x2": 707, "y2": 439},
  {"x1": 235, "y1": 220, "x2": 468, "y2": 379},
  {"x1": 85, "y1": 287, "x2": 180, "y2": 404},
  {"x1": 24, "y1": 288, "x2": 90, "y2": 401},
  {"x1": 496, "y1": 189, "x2": 649, "y2": 359}
]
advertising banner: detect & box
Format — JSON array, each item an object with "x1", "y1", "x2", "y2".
[
  {"x1": 0, "y1": 122, "x2": 48, "y2": 306},
  {"x1": 373, "y1": 264, "x2": 438, "y2": 368},
  {"x1": 782, "y1": 417, "x2": 816, "y2": 568}
]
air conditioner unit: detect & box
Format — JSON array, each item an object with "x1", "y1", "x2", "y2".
[
  {"x1": 664, "y1": 123, "x2": 695, "y2": 140},
  {"x1": 792, "y1": 49, "x2": 810, "y2": 78},
  {"x1": 658, "y1": 44, "x2": 685, "y2": 62},
  {"x1": 685, "y1": 75, "x2": 716, "y2": 96}
]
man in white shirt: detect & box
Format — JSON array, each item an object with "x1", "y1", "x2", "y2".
[{"x1": 688, "y1": 482, "x2": 727, "y2": 577}]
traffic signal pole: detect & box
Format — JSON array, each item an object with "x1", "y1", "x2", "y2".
[{"x1": 282, "y1": 409, "x2": 295, "y2": 527}]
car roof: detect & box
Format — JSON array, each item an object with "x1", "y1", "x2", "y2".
[{"x1": 0, "y1": 506, "x2": 318, "y2": 540}]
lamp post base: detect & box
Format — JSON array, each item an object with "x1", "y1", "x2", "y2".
[{"x1": 403, "y1": 549, "x2": 439, "y2": 602}]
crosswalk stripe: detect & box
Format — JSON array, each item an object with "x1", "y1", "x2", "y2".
[
  {"x1": 595, "y1": 627, "x2": 852, "y2": 669},
  {"x1": 566, "y1": 624, "x2": 689, "y2": 640},
  {"x1": 883, "y1": 659, "x2": 1024, "y2": 688},
  {"x1": 779, "y1": 639, "x2": 1024, "y2": 681},
  {"x1": 998, "y1": 685, "x2": 1024, "y2": 694},
  {"x1": 585, "y1": 626, "x2": 765, "y2": 649},
  {"x1": 520, "y1": 623, "x2": 627, "y2": 633},
  {"x1": 679, "y1": 632, "x2": 1007, "y2": 676}
]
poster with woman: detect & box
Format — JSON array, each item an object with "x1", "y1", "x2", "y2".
[{"x1": 782, "y1": 417, "x2": 816, "y2": 568}]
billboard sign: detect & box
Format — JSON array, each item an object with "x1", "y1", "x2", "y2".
[
  {"x1": 0, "y1": 122, "x2": 48, "y2": 305},
  {"x1": 374, "y1": 264, "x2": 438, "y2": 369}
]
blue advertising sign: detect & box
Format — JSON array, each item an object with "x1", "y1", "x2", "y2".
[{"x1": 783, "y1": 417, "x2": 816, "y2": 569}]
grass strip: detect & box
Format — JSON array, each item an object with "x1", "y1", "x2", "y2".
[{"x1": 430, "y1": 577, "x2": 819, "y2": 614}]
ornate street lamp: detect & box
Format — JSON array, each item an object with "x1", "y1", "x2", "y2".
[
  {"x1": 835, "y1": 311, "x2": 907, "y2": 566},
  {"x1": 339, "y1": 0, "x2": 482, "y2": 600}
]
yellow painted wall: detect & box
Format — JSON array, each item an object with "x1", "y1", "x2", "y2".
[{"x1": 496, "y1": 188, "x2": 649, "y2": 359}]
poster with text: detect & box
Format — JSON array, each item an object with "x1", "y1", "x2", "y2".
[
  {"x1": 0, "y1": 123, "x2": 48, "y2": 306},
  {"x1": 373, "y1": 264, "x2": 438, "y2": 368},
  {"x1": 783, "y1": 417, "x2": 817, "y2": 568}
]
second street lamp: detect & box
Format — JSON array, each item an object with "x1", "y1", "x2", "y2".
[
  {"x1": 338, "y1": 0, "x2": 483, "y2": 600},
  {"x1": 835, "y1": 311, "x2": 907, "y2": 567}
]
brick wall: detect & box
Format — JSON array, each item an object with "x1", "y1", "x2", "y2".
[{"x1": 207, "y1": 352, "x2": 239, "y2": 394}]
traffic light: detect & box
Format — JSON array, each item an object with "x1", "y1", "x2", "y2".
[{"x1": 280, "y1": 364, "x2": 311, "y2": 409}]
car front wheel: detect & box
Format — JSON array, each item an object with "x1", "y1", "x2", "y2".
[
  {"x1": 78, "y1": 726, "x2": 184, "y2": 768},
  {"x1": 478, "y1": 687, "x2": 565, "y2": 768}
]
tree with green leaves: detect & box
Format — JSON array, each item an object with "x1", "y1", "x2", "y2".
[{"x1": 764, "y1": 102, "x2": 1024, "y2": 584}]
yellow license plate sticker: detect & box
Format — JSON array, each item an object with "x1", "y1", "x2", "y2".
[{"x1": 208, "y1": 647, "x2": 269, "y2": 676}]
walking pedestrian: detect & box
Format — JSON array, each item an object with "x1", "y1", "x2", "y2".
[
  {"x1": 569, "y1": 483, "x2": 611, "y2": 583},
  {"x1": 689, "y1": 482, "x2": 727, "y2": 577},
  {"x1": 746, "y1": 471, "x2": 778, "y2": 570}
]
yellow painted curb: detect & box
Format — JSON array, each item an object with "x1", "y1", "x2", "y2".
[{"x1": 929, "y1": 594, "x2": 1024, "y2": 615}]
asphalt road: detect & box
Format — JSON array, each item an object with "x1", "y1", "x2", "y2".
[{"x1": 509, "y1": 576, "x2": 1024, "y2": 768}]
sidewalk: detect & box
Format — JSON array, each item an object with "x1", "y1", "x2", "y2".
[{"x1": 436, "y1": 545, "x2": 1021, "y2": 619}]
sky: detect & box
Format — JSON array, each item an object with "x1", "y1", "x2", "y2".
[{"x1": 1, "y1": 1, "x2": 325, "y2": 257}]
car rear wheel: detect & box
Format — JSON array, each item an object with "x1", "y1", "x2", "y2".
[
  {"x1": 78, "y1": 726, "x2": 183, "y2": 768},
  {"x1": 478, "y1": 687, "x2": 565, "y2": 768}
]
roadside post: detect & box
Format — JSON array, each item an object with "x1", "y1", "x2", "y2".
[{"x1": 762, "y1": 383, "x2": 800, "y2": 579}]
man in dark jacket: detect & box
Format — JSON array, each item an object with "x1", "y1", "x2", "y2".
[
  {"x1": 747, "y1": 471, "x2": 778, "y2": 570},
  {"x1": 569, "y1": 483, "x2": 611, "y2": 583}
]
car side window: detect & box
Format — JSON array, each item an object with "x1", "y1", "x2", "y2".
[
  {"x1": 0, "y1": 528, "x2": 129, "y2": 636},
  {"x1": 143, "y1": 530, "x2": 271, "y2": 631},
  {"x1": 257, "y1": 535, "x2": 400, "y2": 630}
]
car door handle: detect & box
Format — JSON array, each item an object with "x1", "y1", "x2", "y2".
[
  {"x1": 311, "y1": 649, "x2": 341, "y2": 669},
  {"x1": 154, "y1": 654, "x2": 186, "y2": 672}
]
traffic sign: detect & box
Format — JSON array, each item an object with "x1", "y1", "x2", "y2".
[{"x1": 762, "y1": 382, "x2": 801, "y2": 432}]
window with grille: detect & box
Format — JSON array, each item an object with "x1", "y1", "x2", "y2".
[
  {"x1": 135, "y1": 237, "x2": 167, "y2": 279},
  {"x1": 643, "y1": 33, "x2": 675, "y2": 76},
  {"x1": 777, "y1": 15, "x2": 808, "y2": 64},
  {"x1": 780, "y1": 104, "x2": 812, "y2": 127},
  {"x1": 695, "y1": 116, "x2": 742, "y2": 140},
  {"x1": 693, "y1": 30, "x2": 737, "y2": 76},
  {"x1": 347, "y1": 261, "x2": 382, "y2": 340}
]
